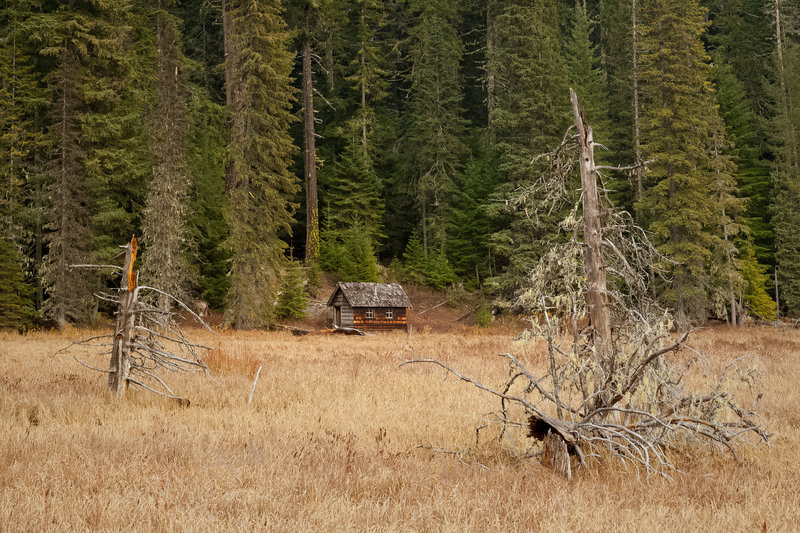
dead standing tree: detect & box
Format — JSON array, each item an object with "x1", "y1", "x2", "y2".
[
  {"x1": 402, "y1": 90, "x2": 769, "y2": 478},
  {"x1": 66, "y1": 236, "x2": 211, "y2": 400}
]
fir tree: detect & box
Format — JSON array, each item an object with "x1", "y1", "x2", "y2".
[
  {"x1": 222, "y1": 0, "x2": 299, "y2": 328},
  {"x1": 141, "y1": 0, "x2": 192, "y2": 310},
  {"x1": 186, "y1": 92, "x2": 230, "y2": 310},
  {"x1": 707, "y1": 99, "x2": 748, "y2": 324},
  {"x1": 0, "y1": 233, "x2": 34, "y2": 329},
  {"x1": 638, "y1": 0, "x2": 730, "y2": 325},
  {"x1": 0, "y1": 0, "x2": 42, "y2": 237},
  {"x1": 402, "y1": 231, "x2": 427, "y2": 284},
  {"x1": 320, "y1": 135, "x2": 384, "y2": 243},
  {"x1": 406, "y1": 0, "x2": 467, "y2": 254},
  {"x1": 344, "y1": 0, "x2": 389, "y2": 159},
  {"x1": 487, "y1": 0, "x2": 569, "y2": 302},
  {"x1": 446, "y1": 148, "x2": 498, "y2": 283},
  {"x1": 276, "y1": 258, "x2": 309, "y2": 319},
  {"x1": 321, "y1": 223, "x2": 381, "y2": 282},
  {"x1": 565, "y1": 2, "x2": 609, "y2": 143},
  {"x1": 770, "y1": 0, "x2": 800, "y2": 316},
  {"x1": 737, "y1": 238, "x2": 776, "y2": 320},
  {"x1": 704, "y1": 0, "x2": 776, "y2": 267},
  {"x1": 30, "y1": 1, "x2": 135, "y2": 326},
  {"x1": 426, "y1": 248, "x2": 456, "y2": 291},
  {"x1": 711, "y1": 58, "x2": 773, "y2": 265}
]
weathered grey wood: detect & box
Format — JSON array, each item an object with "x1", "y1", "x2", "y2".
[
  {"x1": 340, "y1": 305, "x2": 354, "y2": 327},
  {"x1": 541, "y1": 431, "x2": 571, "y2": 480},
  {"x1": 248, "y1": 365, "x2": 262, "y2": 404},
  {"x1": 570, "y1": 89, "x2": 612, "y2": 394},
  {"x1": 109, "y1": 236, "x2": 138, "y2": 397}
]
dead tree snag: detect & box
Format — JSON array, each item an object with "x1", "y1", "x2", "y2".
[
  {"x1": 108, "y1": 236, "x2": 138, "y2": 396},
  {"x1": 402, "y1": 91, "x2": 769, "y2": 478},
  {"x1": 64, "y1": 236, "x2": 212, "y2": 400},
  {"x1": 571, "y1": 88, "x2": 612, "y2": 402}
]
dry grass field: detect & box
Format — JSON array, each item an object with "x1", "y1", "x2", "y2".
[{"x1": 1, "y1": 325, "x2": 799, "y2": 532}]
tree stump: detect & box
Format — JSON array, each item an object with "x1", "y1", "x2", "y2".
[{"x1": 541, "y1": 431, "x2": 571, "y2": 480}]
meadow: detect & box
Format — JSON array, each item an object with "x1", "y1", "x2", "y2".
[{"x1": 1, "y1": 325, "x2": 798, "y2": 532}]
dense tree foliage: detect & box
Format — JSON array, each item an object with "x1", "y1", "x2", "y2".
[{"x1": 1, "y1": 0, "x2": 798, "y2": 329}]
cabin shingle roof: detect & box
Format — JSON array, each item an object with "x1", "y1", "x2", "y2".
[{"x1": 327, "y1": 282, "x2": 412, "y2": 308}]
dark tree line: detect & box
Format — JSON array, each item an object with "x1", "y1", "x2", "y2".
[{"x1": 0, "y1": 0, "x2": 798, "y2": 329}]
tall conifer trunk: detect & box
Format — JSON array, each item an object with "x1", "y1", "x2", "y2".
[{"x1": 302, "y1": 37, "x2": 319, "y2": 265}]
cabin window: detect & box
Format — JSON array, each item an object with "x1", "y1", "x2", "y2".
[
  {"x1": 365, "y1": 309, "x2": 374, "y2": 319},
  {"x1": 385, "y1": 310, "x2": 393, "y2": 319}
]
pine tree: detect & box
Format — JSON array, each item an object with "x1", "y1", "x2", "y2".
[
  {"x1": 487, "y1": 0, "x2": 569, "y2": 302},
  {"x1": 31, "y1": 2, "x2": 135, "y2": 326},
  {"x1": 406, "y1": 0, "x2": 467, "y2": 254},
  {"x1": 402, "y1": 231, "x2": 427, "y2": 284},
  {"x1": 222, "y1": 0, "x2": 299, "y2": 328},
  {"x1": 141, "y1": 0, "x2": 192, "y2": 310},
  {"x1": 770, "y1": 0, "x2": 800, "y2": 316},
  {"x1": 638, "y1": 0, "x2": 731, "y2": 325},
  {"x1": 276, "y1": 258, "x2": 309, "y2": 319},
  {"x1": 446, "y1": 148, "x2": 498, "y2": 283},
  {"x1": 320, "y1": 135, "x2": 384, "y2": 243},
  {"x1": 0, "y1": 0, "x2": 41, "y2": 237},
  {"x1": 0, "y1": 233, "x2": 34, "y2": 329},
  {"x1": 186, "y1": 93, "x2": 230, "y2": 310},
  {"x1": 565, "y1": 2, "x2": 609, "y2": 143}
]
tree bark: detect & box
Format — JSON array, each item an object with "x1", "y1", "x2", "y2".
[
  {"x1": 570, "y1": 89, "x2": 612, "y2": 395},
  {"x1": 108, "y1": 236, "x2": 138, "y2": 397},
  {"x1": 722, "y1": 208, "x2": 737, "y2": 326},
  {"x1": 541, "y1": 431, "x2": 571, "y2": 480},
  {"x1": 303, "y1": 38, "x2": 319, "y2": 265}
]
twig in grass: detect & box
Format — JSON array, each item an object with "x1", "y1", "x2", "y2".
[{"x1": 249, "y1": 365, "x2": 263, "y2": 404}]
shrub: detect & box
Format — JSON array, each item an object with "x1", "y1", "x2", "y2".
[{"x1": 475, "y1": 303, "x2": 492, "y2": 328}]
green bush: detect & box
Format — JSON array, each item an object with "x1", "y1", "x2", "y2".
[{"x1": 475, "y1": 303, "x2": 492, "y2": 328}]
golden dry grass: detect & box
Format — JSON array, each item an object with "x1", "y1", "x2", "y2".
[{"x1": 1, "y1": 326, "x2": 798, "y2": 532}]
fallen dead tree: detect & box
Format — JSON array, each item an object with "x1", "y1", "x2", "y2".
[
  {"x1": 402, "y1": 90, "x2": 769, "y2": 478},
  {"x1": 62, "y1": 236, "x2": 212, "y2": 401}
]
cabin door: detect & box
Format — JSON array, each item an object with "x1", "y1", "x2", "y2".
[{"x1": 335, "y1": 307, "x2": 341, "y2": 327}]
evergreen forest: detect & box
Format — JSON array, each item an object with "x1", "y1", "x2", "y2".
[{"x1": 1, "y1": 0, "x2": 799, "y2": 329}]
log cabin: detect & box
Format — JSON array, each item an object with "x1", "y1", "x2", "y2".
[{"x1": 327, "y1": 282, "x2": 412, "y2": 332}]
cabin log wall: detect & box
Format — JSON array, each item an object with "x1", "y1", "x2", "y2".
[{"x1": 353, "y1": 307, "x2": 408, "y2": 332}]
